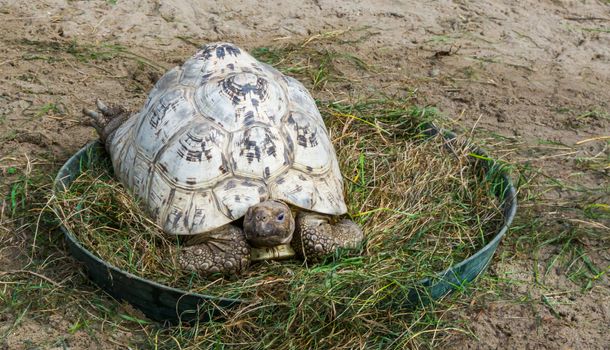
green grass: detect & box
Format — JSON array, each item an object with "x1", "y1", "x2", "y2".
[
  {"x1": 581, "y1": 27, "x2": 610, "y2": 33},
  {"x1": 18, "y1": 38, "x2": 165, "y2": 72},
  {"x1": 251, "y1": 42, "x2": 372, "y2": 90},
  {"x1": 34, "y1": 103, "x2": 60, "y2": 117}
]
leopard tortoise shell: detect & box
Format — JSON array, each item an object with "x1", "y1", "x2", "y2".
[{"x1": 107, "y1": 43, "x2": 347, "y2": 236}]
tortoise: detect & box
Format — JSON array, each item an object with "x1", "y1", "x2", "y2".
[{"x1": 83, "y1": 42, "x2": 363, "y2": 277}]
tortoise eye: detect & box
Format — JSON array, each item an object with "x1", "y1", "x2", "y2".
[{"x1": 277, "y1": 213, "x2": 285, "y2": 221}]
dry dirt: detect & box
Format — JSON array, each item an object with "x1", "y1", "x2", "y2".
[{"x1": 1, "y1": 0, "x2": 609, "y2": 349}]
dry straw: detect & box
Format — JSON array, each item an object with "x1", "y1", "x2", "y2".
[{"x1": 52, "y1": 102, "x2": 504, "y2": 302}]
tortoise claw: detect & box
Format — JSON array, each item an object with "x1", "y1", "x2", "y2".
[
  {"x1": 82, "y1": 107, "x2": 105, "y2": 135},
  {"x1": 96, "y1": 99, "x2": 113, "y2": 117},
  {"x1": 83, "y1": 108, "x2": 104, "y2": 123},
  {"x1": 83, "y1": 100, "x2": 129, "y2": 143}
]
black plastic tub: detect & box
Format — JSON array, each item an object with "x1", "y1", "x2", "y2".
[{"x1": 53, "y1": 128, "x2": 517, "y2": 324}]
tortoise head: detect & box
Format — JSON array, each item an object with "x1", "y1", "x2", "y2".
[{"x1": 243, "y1": 200, "x2": 294, "y2": 247}]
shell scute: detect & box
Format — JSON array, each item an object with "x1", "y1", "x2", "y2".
[
  {"x1": 213, "y1": 178, "x2": 269, "y2": 220},
  {"x1": 156, "y1": 121, "x2": 229, "y2": 189},
  {"x1": 194, "y1": 72, "x2": 288, "y2": 132},
  {"x1": 229, "y1": 126, "x2": 290, "y2": 179},
  {"x1": 134, "y1": 88, "x2": 197, "y2": 161},
  {"x1": 284, "y1": 111, "x2": 333, "y2": 175}
]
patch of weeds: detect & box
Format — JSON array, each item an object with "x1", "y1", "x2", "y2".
[
  {"x1": 462, "y1": 66, "x2": 477, "y2": 79},
  {"x1": 250, "y1": 46, "x2": 292, "y2": 67},
  {"x1": 509, "y1": 202, "x2": 609, "y2": 292},
  {"x1": 19, "y1": 38, "x2": 121, "y2": 63},
  {"x1": 322, "y1": 96, "x2": 440, "y2": 138},
  {"x1": 7, "y1": 174, "x2": 30, "y2": 216},
  {"x1": 556, "y1": 106, "x2": 572, "y2": 114},
  {"x1": 467, "y1": 135, "x2": 609, "y2": 300},
  {"x1": 250, "y1": 35, "x2": 372, "y2": 90},
  {"x1": 576, "y1": 109, "x2": 609, "y2": 122},
  {"x1": 573, "y1": 136, "x2": 610, "y2": 173},
  {"x1": 567, "y1": 245, "x2": 606, "y2": 291},
  {"x1": 35, "y1": 103, "x2": 60, "y2": 117},
  {"x1": 536, "y1": 230, "x2": 610, "y2": 293},
  {"x1": 583, "y1": 203, "x2": 610, "y2": 220},
  {"x1": 562, "y1": 107, "x2": 610, "y2": 129},
  {"x1": 426, "y1": 35, "x2": 454, "y2": 43},
  {"x1": 581, "y1": 27, "x2": 610, "y2": 33},
  {"x1": 18, "y1": 38, "x2": 165, "y2": 71}
]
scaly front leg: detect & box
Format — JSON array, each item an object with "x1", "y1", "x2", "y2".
[
  {"x1": 179, "y1": 225, "x2": 251, "y2": 278},
  {"x1": 291, "y1": 212, "x2": 363, "y2": 262}
]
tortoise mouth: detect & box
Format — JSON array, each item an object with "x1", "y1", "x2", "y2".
[
  {"x1": 246, "y1": 230, "x2": 293, "y2": 248},
  {"x1": 250, "y1": 244, "x2": 296, "y2": 262}
]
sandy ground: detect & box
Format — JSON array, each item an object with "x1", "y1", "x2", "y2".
[{"x1": 1, "y1": 0, "x2": 608, "y2": 348}]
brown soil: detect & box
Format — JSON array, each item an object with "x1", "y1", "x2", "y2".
[{"x1": 1, "y1": 0, "x2": 608, "y2": 349}]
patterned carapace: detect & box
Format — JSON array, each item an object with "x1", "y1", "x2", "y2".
[{"x1": 107, "y1": 43, "x2": 347, "y2": 236}]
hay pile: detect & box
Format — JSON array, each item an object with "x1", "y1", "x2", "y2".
[{"x1": 53, "y1": 102, "x2": 504, "y2": 302}]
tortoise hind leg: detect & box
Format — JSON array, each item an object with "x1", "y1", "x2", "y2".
[
  {"x1": 82, "y1": 99, "x2": 129, "y2": 144},
  {"x1": 292, "y1": 212, "x2": 363, "y2": 262},
  {"x1": 179, "y1": 225, "x2": 251, "y2": 278}
]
